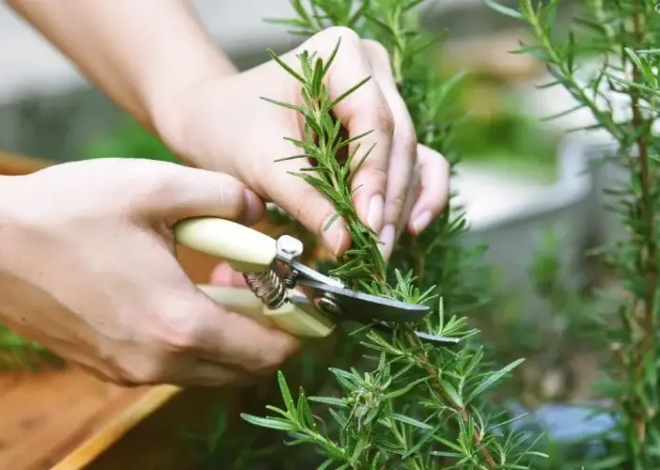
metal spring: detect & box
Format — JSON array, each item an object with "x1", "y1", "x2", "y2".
[
  {"x1": 282, "y1": 269, "x2": 299, "y2": 289},
  {"x1": 244, "y1": 270, "x2": 287, "y2": 309}
]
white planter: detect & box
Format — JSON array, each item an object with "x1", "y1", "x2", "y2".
[
  {"x1": 452, "y1": 136, "x2": 596, "y2": 318},
  {"x1": 515, "y1": 60, "x2": 644, "y2": 249}
]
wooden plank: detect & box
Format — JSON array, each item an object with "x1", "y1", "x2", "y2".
[
  {"x1": 0, "y1": 151, "x2": 51, "y2": 174},
  {"x1": 52, "y1": 385, "x2": 181, "y2": 470},
  {"x1": 0, "y1": 367, "x2": 151, "y2": 470}
]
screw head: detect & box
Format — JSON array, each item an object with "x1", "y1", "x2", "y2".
[
  {"x1": 276, "y1": 235, "x2": 303, "y2": 260},
  {"x1": 317, "y1": 295, "x2": 343, "y2": 320}
]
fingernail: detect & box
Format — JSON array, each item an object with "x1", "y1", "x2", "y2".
[
  {"x1": 379, "y1": 224, "x2": 395, "y2": 260},
  {"x1": 322, "y1": 213, "x2": 347, "y2": 256},
  {"x1": 412, "y1": 211, "x2": 432, "y2": 235},
  {"x1": 367, "y1": 194, "x2": 384, "y2": 233}
]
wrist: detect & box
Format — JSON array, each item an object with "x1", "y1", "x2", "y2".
[{"x1": 141, "y1": 40, "x2": 238, "y2": 157}]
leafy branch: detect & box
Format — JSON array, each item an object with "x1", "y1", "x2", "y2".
[
  {"x1": 486, "y1": 0, "x2": 660, "y2": 467},
  {"x1": 241, "y1": 1, "x2": 541, "y2": 468}
]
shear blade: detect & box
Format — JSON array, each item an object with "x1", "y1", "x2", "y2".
[
  {"x1": 297, "y1": 279, "x2": 430, "y2": 324},
  {"x1": 370, "y1": 323, "x2": 458, "y2": 346}
]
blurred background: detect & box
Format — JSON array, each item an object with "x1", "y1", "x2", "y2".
[{"x1": 0, "y1": 0, "x2": 628, "y2": 467}]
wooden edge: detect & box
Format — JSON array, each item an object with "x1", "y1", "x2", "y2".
[
  {"x1": 51, "y1": 385, "x2": 183, "y2": 470},
  {"x1": 0, "y1": 150, "x2": 52, "y2": 174}
]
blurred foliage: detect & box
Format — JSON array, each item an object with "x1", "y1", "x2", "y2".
[
  {"x1": 80, "y1": 119, "x2": 180, "y2": 163},
  {"x1": 0, "y1": 325, "x2": 63, "y2": 371},
  {"x1": 443, "y1": 73, "x2": 561, "y2": 180},
  {"x1": 486, "y1": 0, "x2": 660, "y2": 467}
]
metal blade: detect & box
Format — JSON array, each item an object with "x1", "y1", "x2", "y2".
[
  {"x1": 296, "y1": 279, "x2": 430, "y2": 324},
  {"x1": 371, "y1": 323, "x2": 460, "y2": 346}
]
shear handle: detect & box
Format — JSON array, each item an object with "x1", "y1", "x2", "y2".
[
  {"x1": 197, "y1": 285, "x2": 333, "y2": 338},
  {"x1": 174, "y1": 217, "x2": 277, "y2": 273},
  {"x1": 173, "y1": 217, "x2": 335, "y2": 338}
]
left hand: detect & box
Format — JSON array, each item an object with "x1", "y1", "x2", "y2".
[{"x1": 154, "y1": 27, "x2": 450, "y2": 260}]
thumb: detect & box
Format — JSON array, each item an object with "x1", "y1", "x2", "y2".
[
  {"x1": 210, "y1": 262, "x2": 247, "y2": 287},
  {"x1": 150, "y1": 165, "x2": 265, "y2": 226}
]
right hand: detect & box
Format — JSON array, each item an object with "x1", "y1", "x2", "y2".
[
  {"x1": 0, "y1": 158, "x2": 299, "y2": 387},
  {"x1": 155, "y1": 27, "x2": 450, "y2": 260}
]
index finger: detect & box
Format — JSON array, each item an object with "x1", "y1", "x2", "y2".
[{"x1": 301, "y1": 27, "x2": 393, "y2": 235}]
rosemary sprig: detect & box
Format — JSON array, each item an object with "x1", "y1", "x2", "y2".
[
  {"x1": 262, "y1": 41, "x2": 387, "y2": 290},
  {"x1": 241, "y1": 2, "x2": 540, "y2": 468}
]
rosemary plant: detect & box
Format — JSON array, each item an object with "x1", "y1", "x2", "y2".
[
  {"x1": 486, "y1": 0, "x2": 660, "y2": 466},
  {"x1": 242, "y1": 1, "x2": 543, "y2": 468}
]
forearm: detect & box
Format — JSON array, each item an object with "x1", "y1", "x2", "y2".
[{"x1": 7, "y1": 0, "x2": 237, "y2": 130}]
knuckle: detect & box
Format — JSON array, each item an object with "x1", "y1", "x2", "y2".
[
  {"x1": 389, "y1": 186, "x2": 409, "y2": 218},
  {"x1": 361, "y1": 154, "x2": 389, "y2": 183},
  {"x1": 362, "y1": 39, "x2": 391, "y2": 65},
  {"x1": 117, "y1": 356, "x2": 166, "y2": 385},
  {"x1": 249, "y1": 339, "x2": 299, "y2": 375},
  {"x1": 320, "y1": 26, "x2": 362, "y2": 47},
  {"x1": 216, "y1": 178, "x2": 247, "y2": 218},
  {"x1": 149, "y1": 305, "x2": 201, "y2": 351},
  {"x1": 373, "y1": 105, "x2": 395, "y2": 137},
  {"x1": 399, "y1": 124, "x2": 418, "y2": 157},
  {"x1": 133, "y1": 165, "x2": 179, "y2": 204}
]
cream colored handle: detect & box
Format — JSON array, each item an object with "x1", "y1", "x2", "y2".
[
  {"x1": 198, "y1": 284, "x2": 335, "y2": 338},
  {"x1": 173, "y1": 217, "x2": 277, "y2": 273}
]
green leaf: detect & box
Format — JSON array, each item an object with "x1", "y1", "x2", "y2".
[
  {"x1": 259, "y1": 96, "x2": 305, "y2": 112},
  {"x1": 483, "y1": 0, "x2": 523, "y2": 19},
  {"x1": 277, "y1": 371, "x2": 297, "y2": 419},
  {"x1": 309, "y1": 396, "x2": 349, "y2": 408},
  {"x1": 266, "y1": 49, "x2": 306, "y2": 83},
  {"x1": 297, "y1": 387, "x2": 316, "y2": 429},
  {"x1": 240, "y1": 413, "x2": 297, "y2": 431},
  {"x1": 328, "y1": 76, "x2": 372, "y2": 109},
  {"x1": 383, "y1": 376, "x2": 428, "y2": 399},
  {"x1": 440, "y1": 381, "x2": 464, "y2": 409},
  {"x1": 466, "y1": 358, "x2": 525, "y2": 403},
  {"x1": 388, "y1": 412, "x2": 433, "y2": 430},
  {"x1": 577, "y1": 455, "x2": 627, "y2": 469},
  {"x1": 317, "y1": 459, "x2": 335, "y2": 470}
]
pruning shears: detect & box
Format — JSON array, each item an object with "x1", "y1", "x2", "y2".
[{"x1": 173, "y1": 217, "x2": 456, "y2": 345}]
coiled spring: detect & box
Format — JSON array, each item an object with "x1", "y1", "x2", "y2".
[{"x1": 244, "y1": 270, "x2": 287, "y2": 309}]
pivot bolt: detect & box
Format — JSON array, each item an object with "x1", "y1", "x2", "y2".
[
  {"x1": 317, "y1": 295, "x2": 343, "y2": 320},
  {"x1": 276, "y1": 235, "x2": 303, "y2": 262}
]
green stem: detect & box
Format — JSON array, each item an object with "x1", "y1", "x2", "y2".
[
  {"x1": 529, "y1": 14, "x2": 624, "y2": 142},
  {"x1": 628, "y1": 0, "x2": 655, "y2": 452}
]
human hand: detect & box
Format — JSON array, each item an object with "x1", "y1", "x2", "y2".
[
  {"x1": 154, "y1": 27, "x2": 450, "y2": 260},
  {"x1": 0, "y1": 159, "x2": 299, "y2": 386}
]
